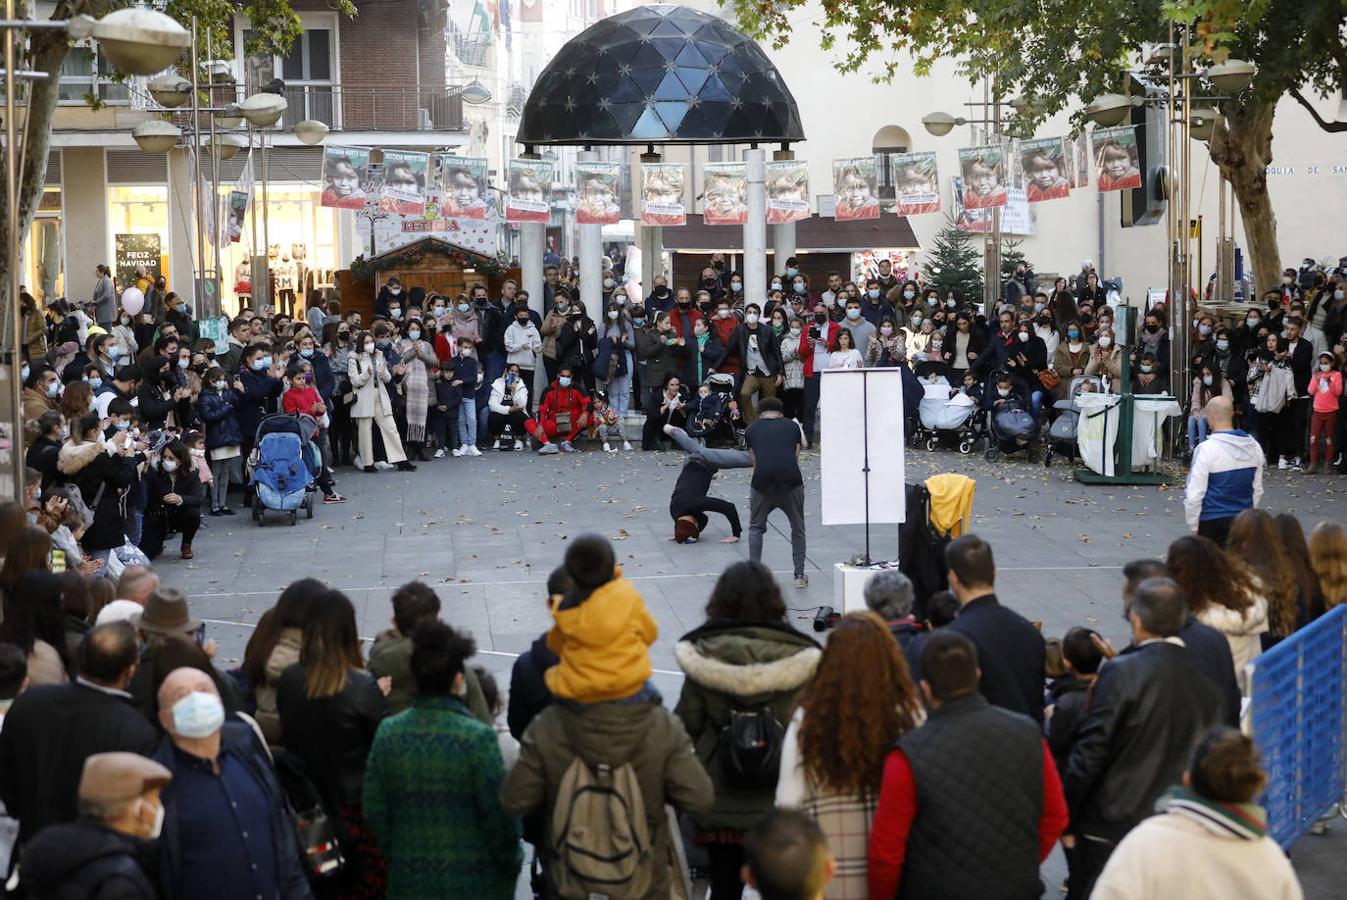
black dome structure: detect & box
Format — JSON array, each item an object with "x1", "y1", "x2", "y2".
[{"x1": 517, "y1": 4, "x2": 804, "y2": 146}]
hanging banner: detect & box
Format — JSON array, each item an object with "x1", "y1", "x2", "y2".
[
  {"x1": 320, "y1": 145, "x2": 370, "y2": 209},
  {"x1": 574, "y1": 160, "x2": 622, "y2": 225},
  {"x1": 380, "y1": 149, "x2": 430, "y2": 215},
  {"x1": 1019, "y1": 137, "x2": 1071, "y2": 202},
  {"x1": 439, "y1": 156, "x2": 490, "y2": 220},
  {"x1": 702, "y1": 162, "x2": 748, "y2": 226},
  {"x1": 1092, "y1": 126, "x2": 1142, "y2": 192},
  {"x1": 1074, "y1": 134, "x2": 1091, "y2": 188},
  {"x1": 953, "y1": 178, "x2": 1035, "y2": 236},
  {"x1": 766, "y1": 159, "x2": 810, "y2": 224},
  {"x1": 506, "y1": 158, "x2": 554, "y2": 223},
  {"x1": 831, "y1": 157, "x2": 881, "y2": 221},
  {"x1": 957, "y1": 145, "x2": 1008, "y2": 210},
  {"x1": 640, "y1": 162, "x2": 686, "y2": 226},
  {"x1": 890, "y1": 151, "x2": 941, "y2": 216},
  {"x1": 227, "y1": 191, "x2": 247, "y2": 243}
]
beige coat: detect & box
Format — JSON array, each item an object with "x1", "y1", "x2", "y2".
[
  {"x1": 347, "y1": 349, "x2": 393, "y2": 419},
  {"x1": 254, "y1": 627, "x2": 302, "y2": 746}
]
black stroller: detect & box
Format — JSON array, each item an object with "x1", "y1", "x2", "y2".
[
  {"x1": 984, "y1": 397, "x2": 1042, "y2": 462},
  {"x1": 686, "y1": 373, "x2": 743, "y2": 448}
]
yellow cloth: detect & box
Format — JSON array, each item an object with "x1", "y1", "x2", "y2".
[
  {"x1": 925, "y1": 473, "x2": 975, "y2": 537},
  {"x1": 544, "y1": 573, "x2": 658, "y2": 703}
]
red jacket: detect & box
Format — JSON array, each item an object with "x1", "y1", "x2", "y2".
[
  {"x1": 710, "y1": 314, "x2": 741, "y2": 373},
  {"x1": 538, "y1": 382, "x2": 590, "y2": 423},
  {"x1": 867, "y1": 738, "x2": 1068, "y2": 899},
  {"x1": 668, "y1": 307, "x2": 704, "y2": 342},
  {"x1": 281, "y1": 385, "x2": 323, "y2": 416},
  {"x1": 803, "y1": 320, "x2": 840, "y2": 378}
]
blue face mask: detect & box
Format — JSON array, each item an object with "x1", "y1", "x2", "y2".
[
  {"x1": 407, "y1": 330, "x2": 421, "y2": 341},
  {"x1": 114, "y1": 420, "x2": 131, "y2": 431},
  {"x1": 171, "y1": 691, "x2": 225, "y2": 739},
  {"x1": 785, "y1": 267, "x2": 798, "y2": 277},
  {"x1": 299, "y1": 348, "x2": 314, "y2": 358},
  {"x1": 107, "y1": 346, "x2": 121, "y2": 359},
  {"x1": 20, "y1": 365, "x2": 29, "y2": 382},
  {"x1": 251, "y1": 358, "x2": 269, "y2": 371},
  {"x1": 390, "y1": 308, "x2": 403, "y2": 319},
  {"x1": 558, "y1": 376, "x2": 572, "y2": 388},
  {"x1": 632, "y1": 319, "x2": 646, "y2": 328},
  {"x1": 88, "y1": 377, "x2": 103, "y2": 389}
]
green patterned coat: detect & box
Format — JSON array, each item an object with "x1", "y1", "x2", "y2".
[{"x1": 363, "y1": 696, "x2": 522, "y2": 899}]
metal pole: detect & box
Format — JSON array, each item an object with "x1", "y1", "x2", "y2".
[
  {"x1": 577, "y1": 148, "x2": 603, "y2": 323},
  {"x1": 260, "y1": 128, "x2": 270, "y2": 310},
  {"x1": 207, "y1": 29, "x2": 220, "y2": 318},
  {"x1": 5, "y1": 0, "x2": 24, "y2": 501},
  {"x1": 743, "y1": 147, "x2": 767, "y2": 308},
  {"x1": 988, "y1": 84, "x2": 1003, "y2": 317},
  {"x1": 189, "y1": 17, "x2": 206, "y2": 319}
]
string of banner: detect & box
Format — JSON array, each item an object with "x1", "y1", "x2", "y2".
[{"x1": 312, "y1": 126, "x2": 1140, "y2": 232}]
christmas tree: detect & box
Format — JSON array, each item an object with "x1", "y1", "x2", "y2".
[
  {"x1": 1000, "y1": 238, "x2": 1033, "y2": 282},
  {"x1": 922, "y1": 215, "x2": 984, "y2": 307}
]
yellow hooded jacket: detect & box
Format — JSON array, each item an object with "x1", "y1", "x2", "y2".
[{"x1": 544, "y1": 573, "x2": 658, "y2": 704}]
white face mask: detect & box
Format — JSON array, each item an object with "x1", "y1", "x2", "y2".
[
  {"x1": 171, "y1": 691, "x2": 225, "y2": 739},
  {"x1": 880, "y1": 326, "x2": 894, "y2": 336},
  {"x1": 162, "y1": 459, "x2": 179, "y2": 472},
  {"x1": 1321, "y1": 363, "x2": 1333, "y2": 372},
  {"x1": 364, "y1": 342, "x2": 375, "y2": 353},
  {"x1": 1202, "y1": 375, "x2": 1213, "y2": 386},
  {"x1": 717, "y1": 309, "x2": 730, "y2": 319},
  {"x1": 997, "y1": 387, "x2": 1010, "y2": 397},
  {"x1": 607, "y1": 310, "x2": 619, "y2": 321},
  {"x1": 1017, "y1": 332, "x2": 1029, "y2": 343},
  {"x1": 1098, "y1": 336, "x2": 1113, "y2": 348},
  {"x1": 139, "y1": 797, "x2": 165, "y2": 840},
  {"x1": 745, "y1": 313, "x2": 759, "y2": 325}
]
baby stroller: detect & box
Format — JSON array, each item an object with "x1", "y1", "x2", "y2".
[
  {"x1": 915, "y1": 378, "x2": 981, "y2": 454},
  {"x1": 687, "y1": 372, "x2": 743, "y2": 448},
  {"x1": 248, "y1": 413, "x2": 320, "y2": 525},
  {"x1": 984, "y1": 397, "x2": 1041, "y2": 462},
  {"x1": 1044, "y1": 375, "x2": 1103, "y2": 467}
]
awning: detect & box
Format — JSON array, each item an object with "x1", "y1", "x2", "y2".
[{"x1": 658, "y1": 213, "x2": 920, "y2": 253}]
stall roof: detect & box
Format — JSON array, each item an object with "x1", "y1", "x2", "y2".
[{"x1": 659, "y1": 213, "x2": 920, "y2": 253}]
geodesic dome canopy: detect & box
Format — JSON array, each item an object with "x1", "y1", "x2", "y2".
[{"x1": 517, "y1": 4, "x2": 804, "y2": 146}]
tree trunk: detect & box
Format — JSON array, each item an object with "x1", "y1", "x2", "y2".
[{"x1": 1208, "y1": 99, "x2": 1279, "y2": 297}]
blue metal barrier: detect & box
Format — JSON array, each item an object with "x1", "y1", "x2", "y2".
[{"x1": 1248, "y1": 605, "x2": 1347, "y2": 849}]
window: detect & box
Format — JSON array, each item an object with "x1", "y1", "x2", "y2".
[
  {"x1": 872, "y1": 125, "x2": 912, "y2": 200},
  {"x1": 58, "y1": 44, "x2": 129, "y2": 104},
  {"x1": 237, "y1": 15, "x2": 339, "y2": 127}
]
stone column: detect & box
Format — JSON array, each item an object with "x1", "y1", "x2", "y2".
[
  {"x1": 743, "y1": 147, "x2": 767, "y2": 306},
  {"x1": 578, "y1": 149, "x2": 604, "y2": 323},
  {"x1": 772, "y1": 221, "x2": 796, "y2": 284},
  {"x1": 520, "y1": 222, "x2": 544, "y2": 317}
]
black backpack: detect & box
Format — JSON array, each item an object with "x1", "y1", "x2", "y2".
[{"x1": 718, "y1": 706, "x2": 785, "y2": 789}]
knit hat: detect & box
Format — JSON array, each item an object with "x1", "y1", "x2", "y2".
[
  {"x1": 674, "y1": 516, "x2": 700, "y2": 544},
  {"x1": 564, "y1": 534, "x2": 615, "y2": 590}
]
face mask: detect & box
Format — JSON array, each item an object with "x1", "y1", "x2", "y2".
[
  {"x1": 162, "y1": 459, "x2": 179, "y2": 472},
  {"x1": 1144, "y1": 324, "x2": 1158, "y2": 333},
  {"x1": 786, "y1": 267, "x2": 798, "y2": 277},
  {"x1": 171, "y1": 691, "x2": 224, "y2": 739},
  {"x1": 997, "y1": 387, "x2": 1010, "y2": 398},
  {"x1": 1216, "y1": 339, "x2": 1230, "y2": 352},
  {"x1": 1067, "y1": 329, "x2": 1080, "y2": 340},
  {"x1": 814, "y1": 313, "x2": 827, "y2": 324},
  {"x1": 867, "y1": 288, "x2": 880, "y2": 300},
  {"x1": 632, "y1": 319, "x2": 646, "y2": 328},
  {"x1": 88, "y1": 377, "x2": 102, "y2": 390},
  {"x1": 926, "y1": 298, "x2": 938, "y2": 307},
  {"x1": 364, "y1": 342, "x2": 375, "y2": 353},
  {"x1": 389, "y1": 286, "x2": 402, "y2": 295},
  {"x1": 771, "y1": 282, "x2": 782, "y2": 291},
  {"x1": 793, "y1": 282, "x2": 806, "y2": 293},
  {"x1": 177, "y1": 358, "x2": 189, "y2": 369},
  {"x1": 946, "y1": 299, "x2": 957, "y2": 309},
  {"x1": 1098, "y1": 336, "x2": 1113, "y2": 348},
  {"x1": 557, "y1": 301, "x2": 571, "y2": 312},
  {"x1": 433, "y1": 305, "x2": 446, "y2": 316},
  {"x1": 1198, "y1": 324, "x2": 1212, "y2": 336},
  {"x1": 1139, "y1": 364, "x2": 1153, "y2": 373},
  {"x1": 903, "y1": 291, "x2": 915, "y2": 300},
  {"x1": 214, "y1": 380, "x2": 227, "y2": 390},
  {"x1": 1283, "y1": 276, "x2": 1294, "y2": 285},
  {"x1": 115, "y1": 420, "x2": 130, "y2": 431},
  {"x1": 846, "y1": 308, "x2": 861, "y2": 320},
  {"x1": 390, "y1": 308, "x2": 403, "y2": 319},
  {"x1": 694, "y1": 329, "x2": 708, "y2": 339},
  {"x1": 1202, "y1": 375, "x2": 1213, "y2": 387},
  {"x1": 506, "y1": 372, "x2": 517, "y2": 383},
  {"x1": 298, "y1": 347, "x2": 315, "y2": 359},
  {"x1": 911, "y1": 315, "x2": 923, "y2": 327},
  {"x1": 605, "y1": 310, "x2": 619, "y2": 322},
  {"x1": 731, "y1": 281, "x2": 742, "y2": 291},
  {"x1": 458, "y1": 303, "x2": 470, "y2": 313},
  {"x1": 789, "y1": 325, "x2": 801, "y2": 336},
  {"x1": 711, "y1": 309, "x2": 728, "y2": 320},
  {"x1": 1018, "y1": 332, "x2": 1029, "y2": 343},
  {"x1": 107, "y1": 346, "x2": 122, "y2": 360},
  {"x1": 139, "y1": 798, "x2": 165, "y2": 840},
  {"x1": 746, "y1": 313, "x2": 760, "y2": 325},
  {"x1": 251, "y1": 359, "x2": 267, "y2": 371},
  {"x1": 1334, "y1": 290, "x2": 1345, "y2": 301},
  {"x1": 558, "y1": 376, "x2": 572, "y2": 388},
  {"x1": 603, "y1": 278, "x2": 615, "y2": 289},
  {"x1": 931, "y1": 340, "x2": 943, "y2": 350},
  {"x1": 20, "y1": 364, "x2": 29, "y2": 382},
  {"x1": 675, "y1": 296, "x2": 689, "y2": 305},
  {"x1": 1247, "y1": 317, "x2": 1260, "y2": 327},
  {"x1": 880, "y1": 326, "x2": 894, "y2": 336},
  {"x1": 45, "y1": 381, "x2": 59, "y2": 397}
]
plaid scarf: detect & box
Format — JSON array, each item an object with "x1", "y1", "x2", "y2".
[
  {"x1": 400, "y1": 339, "x2": 430, "y2": 441},
  {"x1": 1158, "y1": 785, "x2": 1268, "y2": 840}
]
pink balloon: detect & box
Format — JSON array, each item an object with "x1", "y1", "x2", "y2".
[{"x1": 120, "y1": 287, "x2": 144, "y2": 317}]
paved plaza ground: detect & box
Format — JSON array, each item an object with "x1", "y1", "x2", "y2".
[{"x1": 162, "y1": 441, "x2": 1347, "y2": 897}]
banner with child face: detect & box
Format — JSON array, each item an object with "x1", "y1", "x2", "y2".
[
  {"x1": 703, "y1": 163, "x2": 748, "y2": 226},
  {"x1": 380, "y1": 149, "x2": 430, "y2": 215},
  {"x1": 957, "y1": 145, "x2": 1008, "y2": 210},
  {"x1": 506, "y1": 159, "x2": 554, "y2": 223},
  {"x1": 1092, "y1": 126, "x2": 1141, "y2": 192},
  {"x1": 640, "y1": 162, "x2": 686, "y2": 226},
  {"x1": 766, "y1": 159, "x2": 810, "y2": 224},
  {"x1": 320, "y1": 145, "x2": 370, "y2": 210},
  {"x1": 438, "y1": 156, "x2": 489, "y2": 220},
  {"x1": 889, "y1": 151, "x2": 941, "y2": 216},
  {"x1": 1018, "y1": 137, "x2": 1071, "y2": 202},
  {"x1": 574, "y1": 161, "x2": 622, "y2": 225},
  {"x1": 832, "y1": 157, "x2": 880, "y2": 221}
]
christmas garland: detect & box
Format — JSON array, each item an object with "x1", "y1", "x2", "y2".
[{"x1": 349, "y1": 238, "x2": 506, "y2": 283}]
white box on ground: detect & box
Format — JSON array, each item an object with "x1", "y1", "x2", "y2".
[{"x1": 834, "y1": 561, "x2": 903, "y2": 615}]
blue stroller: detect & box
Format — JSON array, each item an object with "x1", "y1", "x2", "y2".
[{"x1": 249, "y1": 413, "x2": 319, "y2": 525}]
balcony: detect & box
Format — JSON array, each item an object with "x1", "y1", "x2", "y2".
[{"x1": 159, "y1": 83, "x2": 467, "y2": 134}]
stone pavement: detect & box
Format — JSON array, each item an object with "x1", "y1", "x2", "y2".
[{"x1": 160, "y1": 441, "x2": 1347, "y2": 897}]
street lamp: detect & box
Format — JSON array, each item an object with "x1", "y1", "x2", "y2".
[
  {"x1": 1188, "y1": 108, "x2": 1223, "y2": 142},
  {"x1": 920, "y1": 112, "x2": 958, "y2": 136},
  {"x1": 238, "y1": 92, "x2": 287, "y2": 127},
  {"x1": 292, "y1": 119, "x2": 329, "y2": 145},
  {"x1": 81, "y1": 7, "x2": 190, "y2": 75},
  {"x1": 148, "y1": 74, "x2": 192, "y2": 108},
  {"x1": 1083, "y1": 93, "x2": 1133, "y2": 127},
  {"x1": 216, "y1": 103, "x2": 244, "y2": 129},
  {"x1": 1203, "y1": 59, "x2": 1256, "y2": 93},
  {"x1": 461, "y1": 79, "x2": 491, "y2": 105},
  {"x1": 131, "y1": 119, "x2": 183, "y2": 153},
  {"x1": 207, "y1": 133, "x2": 247, "y2": 160}
]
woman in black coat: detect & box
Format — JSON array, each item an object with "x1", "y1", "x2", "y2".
[
  {"x1": 681, "y1": 319, "x2": 726, "y2": 388},
  {"x1": 25, "y1": 411, "x2": 63, "y2": 491},
  {"x1": 140, "y1": 441, "x2": 204, "y2": 560},
  {"x1": 56, "y1": 413, "x2": 139, "y2": 560}
]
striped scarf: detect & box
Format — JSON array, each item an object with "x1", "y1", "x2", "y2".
[{"x1": 1158, "y1": 785, "x2": 1267, "y2": 840}]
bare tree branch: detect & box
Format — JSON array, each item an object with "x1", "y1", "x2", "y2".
[{"x1": 1290, "y1": 87, "x2": 1347, "y2": 133}]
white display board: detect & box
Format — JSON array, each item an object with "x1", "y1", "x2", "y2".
[{"x1": 819, "y1": 369, "x2": 906, "y2": 526}]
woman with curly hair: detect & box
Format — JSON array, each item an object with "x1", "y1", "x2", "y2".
[
  {"x1": 1166, "y1": 535, "x2": 1268, "y2": 694},
  {"x1": 775, "y1": 611, "x2": 923, "y2": 898},
  {"x1": 1224, "y1": 510, "x2": 1302, "y2": 648},
  {"x1": 1310, "y1": 522, "x2": 1347, "y2": 610}
]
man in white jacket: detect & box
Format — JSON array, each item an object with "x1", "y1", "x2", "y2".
[
  {"x1": 1184, "y1": 397, "x2": 1263, "y2": 547},
  {"x1": 503, "y1": 309, "x2": 542, "y2": 412},
  {"x1": 487, "y1": 364, "x2": 529, "y2": 450}
]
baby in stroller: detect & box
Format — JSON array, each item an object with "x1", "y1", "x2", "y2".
[
  {"x1": 915, "y1": 372, "x2": 981, "y2": 453},
  {"x1": 686, "y1": 373, "x2": 743, "y2": 447},
  {"x1": 983, "y1": 371, "x2": 1041, "y2": 461},
  {"x1": 1045, "y1": 374, "x2": 1103, "y2": 466}
]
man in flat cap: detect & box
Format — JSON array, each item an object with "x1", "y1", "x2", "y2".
[{"x1": 13, "y1": 752, "x2": 170, "y2": 898}]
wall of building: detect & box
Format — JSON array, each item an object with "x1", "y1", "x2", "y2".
[{"x1": 62, "y1": 148, "x2": 110, "y2": 301}]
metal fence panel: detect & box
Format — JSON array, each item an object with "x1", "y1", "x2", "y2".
[{"x1": 1248, "y1": 604, "x2": 1347, "y2": 849}]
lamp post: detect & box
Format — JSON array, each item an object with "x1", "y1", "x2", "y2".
[{"x1": 3, "y1": 7, "x2": 188, "y2": 501}]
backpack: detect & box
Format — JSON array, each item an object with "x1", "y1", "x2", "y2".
[
  {"x1": 549, "y1": 757, "x2": 653, "y2": 900},
  {"x1": 717, "y1": 705, "x2": 786, "y2": 789}
]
